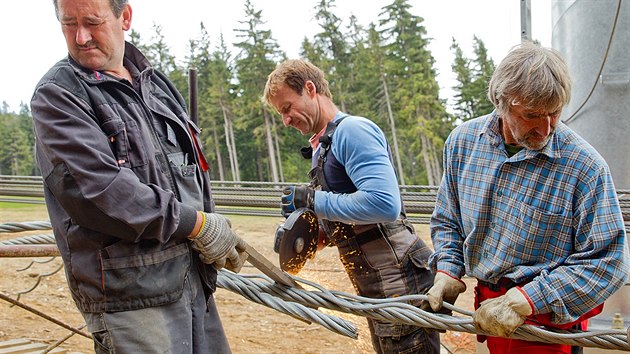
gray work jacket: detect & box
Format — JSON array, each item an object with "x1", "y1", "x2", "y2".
[{"x1": 31, "y1": 42, "x2": 216, "y2": 313}]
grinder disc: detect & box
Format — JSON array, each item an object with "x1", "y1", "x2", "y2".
[{"x1": 278, "y1": 208, "x2": 319, "y2": 274}]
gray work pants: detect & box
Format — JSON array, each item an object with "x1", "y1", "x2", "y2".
[
  {"x1": 336, "y1": 225, "x2": 440, "y2": 354},
  {"x1": 82, "y1": 264, "x2": 230, "y2": 354}
]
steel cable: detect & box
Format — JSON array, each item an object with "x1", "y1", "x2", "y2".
[
  {"x1": 217, "y1": 270, "x2": 630, "y2": 351},
  {"x1": 0, "y1": 233, "x2": 56, "y2": 245},
  {"x1": 216, "y1": 270, "x2": 358, "y2": 338},
  {"x1": 1, "y1": 221, "x2": 628, "y2": 350},
  {"x1": 0, "y1": 221, "x2": 52, "y2": 233}
]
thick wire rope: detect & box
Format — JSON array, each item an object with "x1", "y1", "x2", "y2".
[
  {"x1": 1, "y1": 221, "x2": 628, "y2": 350},
  {"x1": 217, "y1": 270, "x2": 630, "y2": 351}
]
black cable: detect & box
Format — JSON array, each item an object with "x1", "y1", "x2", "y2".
[{"x1": 563, "y1": 0, "x2": 623, "y2": 124}]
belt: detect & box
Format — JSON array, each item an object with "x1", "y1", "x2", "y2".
[
  {"x1": 351, "y1": 219, "x2": 409, "y2": 246},
  {"x1": 352, "y1": 224, "x2": 385, "y2": 246}
]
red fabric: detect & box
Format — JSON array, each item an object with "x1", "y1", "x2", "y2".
[
  {"x1": 188, "y1": 126, "x2": 209, "y2": 172},
  {"x1": 309, "y1": 124, "x2": 327, "y2": 150},
  {"x1": 474, "y1": 280, "x2": 603, "y2": 354}
]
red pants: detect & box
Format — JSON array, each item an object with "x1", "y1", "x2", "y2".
[{"x1": 475, "y1": 280, "x2": 603, "y2": 354}]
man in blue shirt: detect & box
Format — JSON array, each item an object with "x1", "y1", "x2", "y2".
[
  {"x1": 263, "y1": 59, "x2": 439, "y2": 353},
  {"x1": 426, "y1": 41, "x2": 629, "y2": 354}
]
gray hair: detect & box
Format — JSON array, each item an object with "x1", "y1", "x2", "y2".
[
  {"x1": 488, "y1": 41, "x2": 572, "y2": 117},
  {"x1": 53, "y1": 0, "x2": 129, "y2": 19}
]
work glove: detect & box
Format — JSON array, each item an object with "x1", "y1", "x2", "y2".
[
  {"x1": 189, "y1": 212, "x2": 248, "y2": 273},
  {"x1": 421, "y1": 271, "x2": 467, "y2": 313},
  {"x1": 473, "y1": 287, "x2": 533, "y2": 338},
  {"x1": 281, "y1": 185, "x2": 315, "y2": 217}
]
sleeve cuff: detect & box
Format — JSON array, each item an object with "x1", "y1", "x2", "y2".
[
  {"x1": 436, "y1": 270, "x2": 467, "y2": 288},
  {"x1": 173, "y1": 204, "x2": 198, "y2": 239},
  {"x1": 436, "y1": 262, "x2": 465, "y2": 280},
  {"x1": 514, "y1": 286, "x2": 536, "y2": 315}
]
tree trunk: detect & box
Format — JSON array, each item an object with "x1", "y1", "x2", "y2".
[
  {"x1": 221, "y1": 103, "x2": 240, "y2": 181},
  {"x1": 212, "y1": 124, "x2": 225, "y2": 181},
  {"x1": 420, "y1": 133, "x2": 435, "y2": 186},
  {"x1": 263, "y1": 109, "x2": 279, "y2": 183},
  {"x1": 381, "y1": 74, "x2": 405, "y2": 185},
  {"x1": 426, "y1": 137, "x2": 441, "y2": 185},
  {"x1": 271, "y1": 113, "x2": 285, "y2": 183}
]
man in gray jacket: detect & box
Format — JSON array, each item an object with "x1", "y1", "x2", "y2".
[{"x1": 31, "y1": 0, "x2": 245, "y2": 352}]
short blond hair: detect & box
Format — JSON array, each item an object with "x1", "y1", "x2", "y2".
[{"x1": 262, "y1": 59, "x2": 333, "y2": 105}]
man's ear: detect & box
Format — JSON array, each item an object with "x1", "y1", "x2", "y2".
[
  {"x1": 121, "y1": 4, "x2": 132, "y2": 31},
  {"x1": 305, "y1": 81, "x2": 317, "y2": 97}
]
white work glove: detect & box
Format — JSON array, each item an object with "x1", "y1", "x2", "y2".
[
  {"x1": 189, "y1": 213, "x2": 248, "y2": 273},
  {"x1": 473, "y1": 287, "x2": 533, "y2": 338},
  {"x1": 421, "y1": 271, "x2": 467, "y2": 312}
]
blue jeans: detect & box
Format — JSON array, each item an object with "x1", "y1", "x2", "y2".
[{"x1": 82, "y1": 264, "x2": 230, "y2": 354}]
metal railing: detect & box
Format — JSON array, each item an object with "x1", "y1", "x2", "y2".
[{"x1": 2, "y1": 175, "x2": 629, "y2": 228}]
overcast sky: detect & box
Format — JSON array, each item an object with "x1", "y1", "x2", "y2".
[{"x1": 0, "y1": 0, "x2": 551, "y2": 113}]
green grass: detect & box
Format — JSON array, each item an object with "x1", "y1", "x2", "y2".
[
  {"x1": 0, "y1": 201, "x2": 43, "y2": 209},
  {"x1": 0, "y1": 202, "x2": 49, "y2": 222}
]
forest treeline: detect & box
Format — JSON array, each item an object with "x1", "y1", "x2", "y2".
[{"x1": 0, "y1": 0, "x2": 496, "y2": 184}]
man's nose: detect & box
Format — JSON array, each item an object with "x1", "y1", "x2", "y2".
[
  {"x1": 536, "y1": 116, "x2": 554, "y2": 136},
  {"x1": 76, "y1": 25, "x2": 91, "y2": 45}
]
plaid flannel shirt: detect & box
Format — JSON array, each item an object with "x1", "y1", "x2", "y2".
[{"x1": 429, "y1": 111, "x2": 629, "y2": 324}]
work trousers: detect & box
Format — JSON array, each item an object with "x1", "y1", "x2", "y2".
[
  {"x1": 336, "y1": 224, "x2": 440, "y2": 354},
  {"x1": 475, "y1": 279, "x2": 602, "y2": 354},
  {"x1": 81, "y1": 263, "x2": 231, "y2": 354}
]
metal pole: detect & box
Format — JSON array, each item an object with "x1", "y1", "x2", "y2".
[
  {"x1": 0, "y1": 292, "x2": 91, "y2": 339},
  {"x1": 188, "y1": 68, "x2": 198, "y2": 125},
  {"x1": 0, "y1": 245, "x2": 59, "y2": 257},
  {"x1": 521, "y1": 0, "x2": 532, "y2": 41}
]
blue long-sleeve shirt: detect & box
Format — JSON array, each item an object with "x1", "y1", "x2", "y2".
[
  {"x1": 429, "y1": 111, "x2": 629, "y2": 324},
  {"x1": 313, "y1": 112, "x2": 401, "y2": 224}
]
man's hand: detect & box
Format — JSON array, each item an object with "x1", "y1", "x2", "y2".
[
  {"x1": 281, "y1": 185, "x2": 314, "y2": 217},
  {"x1": 421, "y1": 271, "x2": 466, "y2": 313},
  {"x1": 189, "y1": 212, "x2": 248, "y2": 272},
  {"x1": 473, "y1": 287, "x2": 533, "y2": 338}
]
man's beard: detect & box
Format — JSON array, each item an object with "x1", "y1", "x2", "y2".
[{"x1": 516, "y1": 130, "x2": 554, "y2": 151}]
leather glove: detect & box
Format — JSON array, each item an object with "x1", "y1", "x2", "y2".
[
  {"x1": 473, "y1": 287, "x2": 533, "y2": 338},
  {"x1": 421, "y1": 271, "x2": 467, "y2": 313},
  {"x1": 189, "y1": 212, "x2": 248, "y2": 273},
  {"x1": 281, "y1": 185, "x2": 314, "y2": 217}
]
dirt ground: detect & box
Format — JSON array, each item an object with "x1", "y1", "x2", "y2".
[{"x1": 0, "y1": 204, "x2": 476, "y2": 353}]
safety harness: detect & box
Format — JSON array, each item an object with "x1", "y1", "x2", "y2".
[{"x1": 304, "y1": 116, "x2": 412, "y2": 247}]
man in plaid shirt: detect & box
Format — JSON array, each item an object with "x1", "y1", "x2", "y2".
[{"x1": 426, "y1": 41, "x2": 629, "y2": 354}]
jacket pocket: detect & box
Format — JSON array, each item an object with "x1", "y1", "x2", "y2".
[
  {"x1": 167, "y1": 151, "x2": 204, "y2": 210},
  {"x1": 404, "y1": 241, "x2": 435, "y2": 298},
  {"x1": 99, "y1": 242, "x2": 190, "y2": 310},
  {"x1": 100, "y1": 118, "x2": 148, "y2": 168}
]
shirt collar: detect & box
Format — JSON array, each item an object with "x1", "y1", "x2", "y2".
[{"x1": 481, "y1": 110, "x2": 561, "y2": 160}]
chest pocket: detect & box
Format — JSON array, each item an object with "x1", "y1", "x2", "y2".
[{"x1": 101, "y1": 118, "x2": 148, "y2": 168}]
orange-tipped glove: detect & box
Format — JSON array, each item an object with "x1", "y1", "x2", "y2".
[{"x1": 189, "y1": 213, "x2": 248, "y2": 273}]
